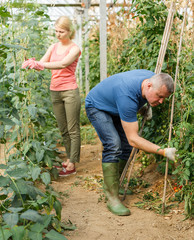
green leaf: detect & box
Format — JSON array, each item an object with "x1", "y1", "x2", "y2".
[
  {"x1": 45, "y1": 230, "x2": 68, "y2": 240},
  {"x1": 186, "y1": 161, "x2": 191, "y2": 167},
  {"x1": 3, "y1": 213, "x2": 19, "y2": 227},
  {"x1": 30, "y1": 215, "x2": 52, "y2": 233},
  {"x1": 1, "y1": 43, "x2": 28, "y2": 50},
  {"x1": 40, "y1": 172, "x2": 51, "y2": 186},
  {"x1": 174, "y1": 142, "x2": 179, "y2": 149},
  {"x1": 11, "y1": 226, "x2": 25, "y2": 240},
  {"x1": 0, "y1": 117, "x2": 15, "y2": 126},
  {"x1": 0, "y1": 7, "x2": 11, "y2": 18},
  {"x1": 183, "y1": 174, "x2": 190, "y2": 181},
  {"x1": 0, "y1": 125, "x2": 4, "y2": 138},
  {"x1": 31, "y1": 185, "x2": 46, "y2": 198},
  {"x1": 31, "y1": 166, "x2": 41, "y2": 181},
  {"x1": 36, "y1": 149, "x2": 45, "y2": 162},
  {"x1": 26, "y1": 185, "x2": 41, "y2": 199},
  {"x1": 185, "y1": 169, "x2": 190, "y2": 176},
  {"x1": 13, "y1": 86, "x2": 30, "y2": 92},
  {"x1": 6, "y1": 168, "x2": 28, "y2": 178},
  {"x1": 50, "y1": 168, "x2": 59, "y2": 180},
  {"x1": 0, "y1": 176, "x2": 10, "y2": 187},
  {"x1": 20, "y1": 210, "x2": 43, "y2": 223},
  {"x1": 27, "y1": 105, "x2": 37, "y2": 118},
  {"x1": 8, "y1": 207, "x2": 23, "y2": 213},
  {"x1": 52, "y1": 218, "x2": 62, "y2": 232},
  {"x1": 53, "y1": 200, "x2": 62, "y2": 220},
  {"x1": 172, "y1": 168, "x2": 179, "y2": 175},
  {"x1": 0, "y1": 228, "x2": 12, "y2": 240},
  {"x1": 10, "y1": 179, "x2": 32, "y2": 195},
  {"x1": 38, "y1": 108, "x2": 48, "y2": 114},
  {"x1": 28, "y1": 231, "x2": 42, "y2": 240},
  {"x1": 44, "y1": 154, "x2": 52, "y2": 168},
  {"x1": 60, "y1": 221, "x2": 77, "y2": 231},
  {"x1": 11, "y1": 195, "x2": 23, "y2": 208},
  {"x1": 154, "y1": 135, "x2": 163, "y2": 143},
  {"x1": 11, "y1": 108, "x2": 20, "y2": 120},
  {"x1": 23, "y1": 142, "x2": 32, "y2": 155}
]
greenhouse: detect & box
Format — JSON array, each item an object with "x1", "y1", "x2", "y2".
[{"x1": 0, "y1": 0, "x2": 193, "y2": 239}]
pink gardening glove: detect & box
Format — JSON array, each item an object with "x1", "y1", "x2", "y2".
[
  {"x1": 22, "y1": 58, "x2": 35, "y2": 69},
  {"x1": 28, "y1": 61, "x2": 44, "y2": 70},
  {"x1": 22, "y1": 58, "x2": 44, "y2": 70}
]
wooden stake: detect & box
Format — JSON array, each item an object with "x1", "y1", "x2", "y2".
[
  {"x1": 122, "y1": 150, "x2": 137, "y2": 201},
  {"x1": 155, "y1": 0, "x2": 175, "y2": 74}
]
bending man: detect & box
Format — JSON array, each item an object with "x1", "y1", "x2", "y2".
[{"x1": 85, "y1": 69, "x2": 176, "y2": 216}]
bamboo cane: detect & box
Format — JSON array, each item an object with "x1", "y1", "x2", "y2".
[
  {"x1": 120, "y1": 0, "x2": 176, "y2": 201},
  {"x1": 119, "y1": 148, "x2": 136, "y2": 185},
  {"x1": 122, "y1": 151, "x2": 137, "y2": 201},
  {"x1": 162, "y1": 0, "x2": 189, "y2": 213},
  {"x1": 155, "y1": 0, "x2": 175, "y2": 74}
]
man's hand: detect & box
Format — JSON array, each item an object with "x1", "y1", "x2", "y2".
[{"x1": 164, "y1": 148, "x2": 177, "y2": 161}]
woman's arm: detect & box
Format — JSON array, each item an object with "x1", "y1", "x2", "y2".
[
  {"x1": 42, "y1": 45, "x2": 80, "y2": 70},
  {"x1": 22, "y1": 44, "x2": 81, "y2": 71},
  {"x1": 40, "y1": 44, "x2": 55, "y2": 62}
]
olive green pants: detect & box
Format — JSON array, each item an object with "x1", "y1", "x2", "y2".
[{"x1": 50, "y1": 88, "x2": 81, "y2": 163}]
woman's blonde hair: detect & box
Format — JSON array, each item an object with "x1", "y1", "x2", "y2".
[{"x1": 55, "y1": 16, "x2": 75, "y2": 39}]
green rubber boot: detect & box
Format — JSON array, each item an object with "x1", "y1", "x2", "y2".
[
  {"x1": 119, "y1": 159, "x2": 133, "y2": 195},
  {"x1": 102, "y1": 162, "x2": 131, "y2": 216},
  {"x1": 119, "y1": 159, "x2": 127, "y2": 177}
]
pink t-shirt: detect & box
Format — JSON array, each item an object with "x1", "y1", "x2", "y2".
[{"x1": 49, "y1": 42, "x2": 80, "y2": 91}]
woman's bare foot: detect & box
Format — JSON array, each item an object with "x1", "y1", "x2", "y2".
[
  {"x1": 62, "y1": 159, "x2": 70, "y2": 168},
  {"x1": 59, "y1": 161, "x2": 76, "y2": 177},
  {"x1": 65, "y1": 162, "x2": 75, "y2": 171}
]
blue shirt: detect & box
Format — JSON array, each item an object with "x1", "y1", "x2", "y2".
[{"x1": 85, "y1": 69, "x2": 155, "y2": 122}]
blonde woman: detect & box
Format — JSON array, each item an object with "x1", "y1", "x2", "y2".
[{"x1": 22, "y1": 16, "x2": 81, "y2": 177}]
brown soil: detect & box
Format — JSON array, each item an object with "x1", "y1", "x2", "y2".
[
  {"x1": 0, "y1": 141, "x2": 193, "y2": 240},
  {"x1": 52, "y1": 139, "x2": 194, "y2": 240}
]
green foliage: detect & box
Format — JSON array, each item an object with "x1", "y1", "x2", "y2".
[
  {"x1": 0, "y1": 0, "x2": 75, "y2": 238},
  {"x1": 80, "y1": 97, "x2": 90, "y2": 126},
  {"x1": 157, "y1": 160, "x2": 174, "y2": 175},
  {"x1": 80, "y1": 97, "x2": 96, "y2": 144},
  {"x1": 135, "y1": 192, "x2": 177, "y2": 214},
  {"x1": 81, "y1": 27, "x2": 100, "y2": 91},
  {"x1": 182, "y1": 184, "x2": 194, "y2": 219},
  {"x1": 0, "y1": 160, "x2": 69, "y2": 238},
  {"x1": 110, "y1": 0, "x2": 170, "y2": 73},
  {"x1": 81, "y1": 125, "x2": 96, "y2": 145}
]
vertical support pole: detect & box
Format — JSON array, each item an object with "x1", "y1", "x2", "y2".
[
  {"x1": 84, "y1": 0, "x2": 90, "y2": 95},
  {"x1": 100, "y1": 0, "x2": 107, "y2": 81},
  {"x1": 76, "y1": 9, "x2": 84, "y2": 92},
  {"x1": 155, "y1": 1, "x2": 175, "y2": 74}
]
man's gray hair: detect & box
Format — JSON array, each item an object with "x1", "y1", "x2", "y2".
[{"x1": 148, "y1": 73, "x2": 174, "y2": 93}]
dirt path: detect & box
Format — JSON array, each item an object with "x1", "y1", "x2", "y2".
[{"x1": 52, "y1": 141, "x2": 194, "y2": 240}]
